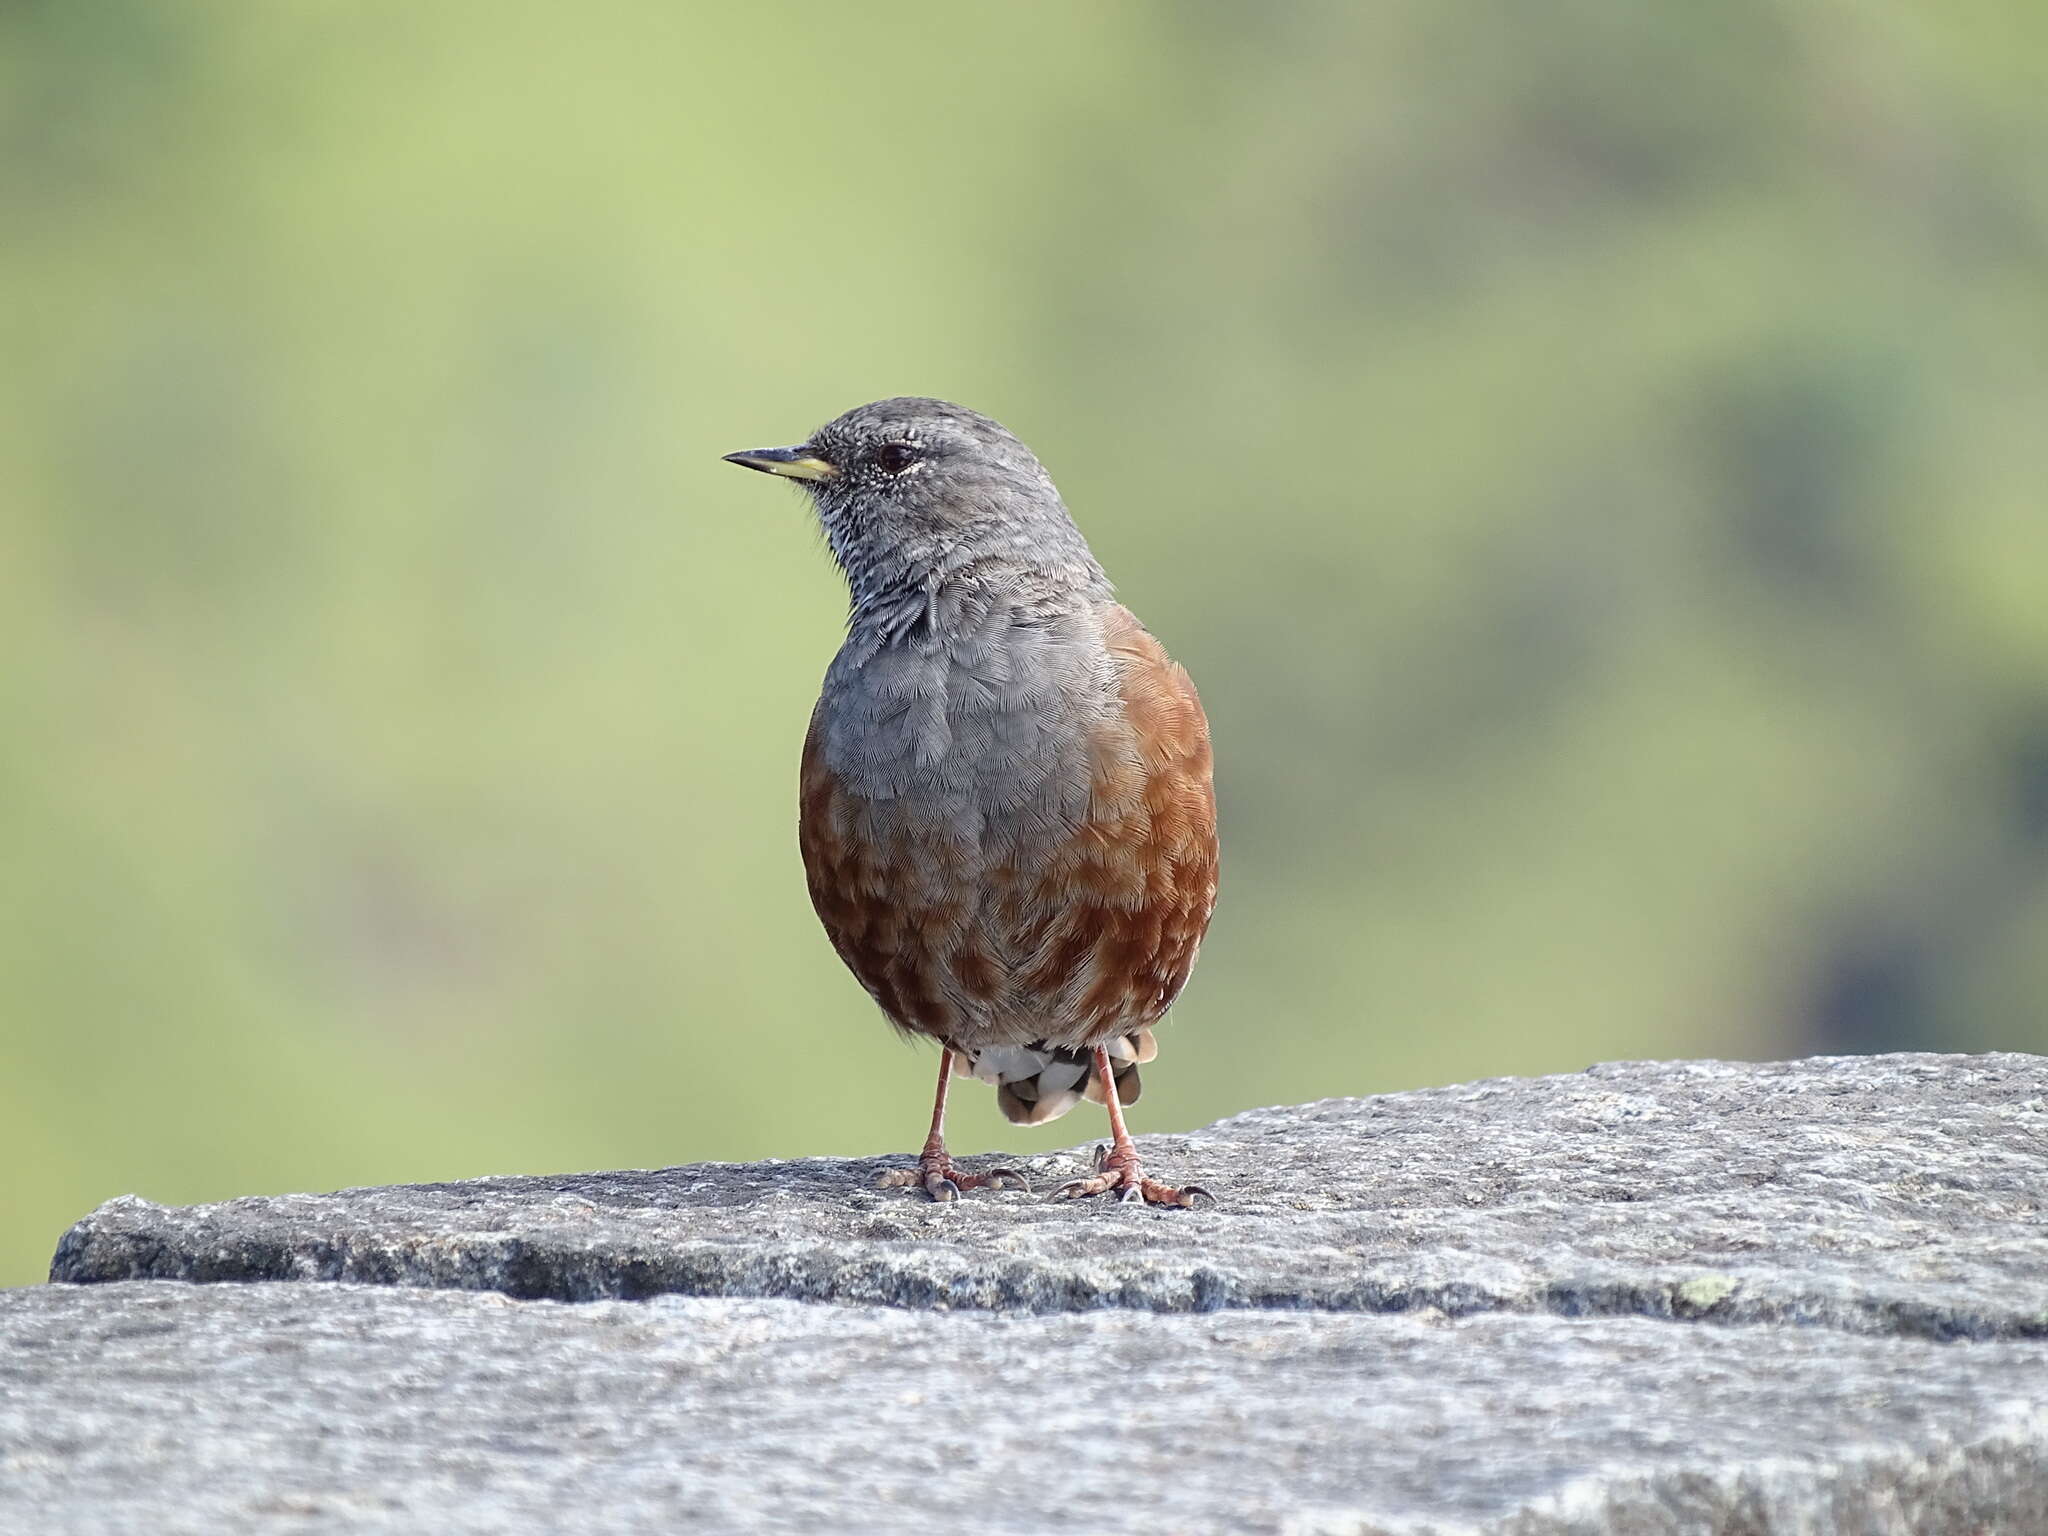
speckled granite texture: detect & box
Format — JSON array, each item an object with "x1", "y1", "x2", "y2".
[{"x1": 16, "y1": 1053, "x2": 2048, "y2": 1533}]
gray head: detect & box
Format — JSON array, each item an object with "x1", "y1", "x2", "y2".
[{"x1": 724, "y1": 398, "x2": 1109, "y2": 614}]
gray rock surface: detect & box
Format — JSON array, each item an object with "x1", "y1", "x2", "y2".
[
  {"x1": 18, "y1": 1052, "x2": 2048, "y2": 1534},
  {"x1": 52, "y1": 1053, "x2": 2048, "y2": 1338},
  {"x1": 4, "y1": 1280, "x2": 2046, "y2": 1536}
]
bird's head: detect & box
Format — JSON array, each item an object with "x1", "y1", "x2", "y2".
[{"x1": 724, "y1": 397, "x2": 1106, "y2": 609}]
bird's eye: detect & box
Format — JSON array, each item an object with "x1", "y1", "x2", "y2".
[{"x1": 875, "y1": 441, "x2": 919, "y2": 475}]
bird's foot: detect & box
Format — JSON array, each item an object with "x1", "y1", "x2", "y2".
[
  {"x1": 878, "y1": 1153, "x2": 1029, "y2": 1203},
  {"x1": 1053, "y1": 1142, "x2": 1215, "y2": 1209}
]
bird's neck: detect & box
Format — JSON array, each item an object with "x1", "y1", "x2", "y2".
[
  {"x1": 841, "y1": 544, "x2": 1111, "y2": 652},
  {"x1": 839, "y1": 528, "x2": 1114, "y2": 651}
]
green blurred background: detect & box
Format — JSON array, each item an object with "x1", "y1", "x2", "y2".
[{"x1": 5, "y1": 1, "x2": 2046, "y2": 1286}]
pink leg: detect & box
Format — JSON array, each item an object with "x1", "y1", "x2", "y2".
[
  {"x1": 1053, "y1": 1047, "x2": 1214, "y2": 1208},
  {"x1": 877, "y1": 1050, "x2": 1030, "y2": 1201}
]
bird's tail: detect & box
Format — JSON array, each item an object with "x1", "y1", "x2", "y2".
[{"x1": 956, "y1": 1029, "x2": 1158, "y2": 1126}]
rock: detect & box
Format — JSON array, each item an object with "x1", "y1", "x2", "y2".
[
  {"x1": 50, "y1": 1054, "x2": 2048, "y2": 1339},
  {"x1": 18, "y1": 1052, "x2": 2048, "y2": 1533},
  {"x1": 3, "y1": 1280, "x2": 2046, "y2": 1535}
]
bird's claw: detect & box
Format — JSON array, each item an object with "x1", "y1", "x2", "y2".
[
  {"x1": 1052, "y1": 1164, "x2": 1215, "y2": 1209},
  {"x1": 878, "y1": 1160, "x2": 1028, "y2": 1201}
]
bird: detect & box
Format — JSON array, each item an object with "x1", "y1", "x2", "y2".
[{"x1": 724, "y1": 398, "x2": 1218, "y2": 1207}]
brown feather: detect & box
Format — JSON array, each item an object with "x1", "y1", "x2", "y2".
[{"x1": 797, "y1": 602, "x2": 1217, "y2": 1123}]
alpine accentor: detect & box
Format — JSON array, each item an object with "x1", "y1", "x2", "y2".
[{"x1": 725, "y1": 398, "x2": 1217, "y2": 1206}]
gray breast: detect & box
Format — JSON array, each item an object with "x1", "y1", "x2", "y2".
[{"x1": 815, "y1": 600, "x2": 1114, "y2": 894}]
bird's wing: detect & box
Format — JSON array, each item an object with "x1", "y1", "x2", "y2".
[{"x1": 1012, "y1": 602, "x2": 1219, "y2": 1045}]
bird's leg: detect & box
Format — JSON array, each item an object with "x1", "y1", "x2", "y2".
[
  {"x1": 877, "y1": 1050, "x2": 1029, "y2": 1202},
  {"x1": 1054, "y1": 1047, "x2": 1214, "y2": 1208}
]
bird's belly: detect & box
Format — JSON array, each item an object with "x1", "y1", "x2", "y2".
[
  {"x1": 806, "y1": 673, "x2": 1116, "y2": 1044},
  {"x1": 803, "y1": 607, "x2": 1213, "y2": 1052}
]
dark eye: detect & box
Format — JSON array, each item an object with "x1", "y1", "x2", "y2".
[{"x1": 875, "y1": 441, "x2": 919, "y2": 474}]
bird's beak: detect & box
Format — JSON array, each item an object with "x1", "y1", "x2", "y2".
[{"x1": 721, "y1": 444, "x2": 839, "y2": 482}]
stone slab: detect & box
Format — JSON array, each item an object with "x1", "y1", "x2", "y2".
[
  {"x1": 50, "y1": 1055, "x2": 2048, "y2": 1338},
  {"x1": 4, "y1": 1280, "x2": 2046, "y2": 1536}
]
